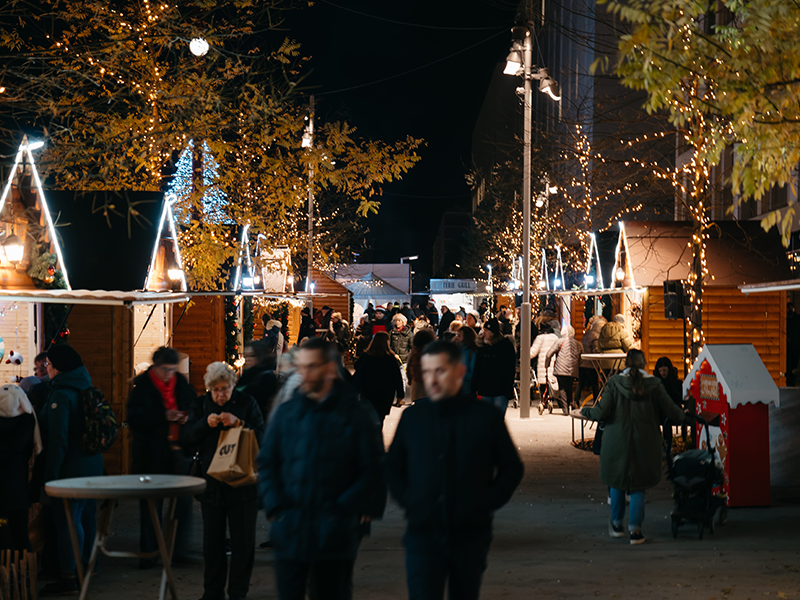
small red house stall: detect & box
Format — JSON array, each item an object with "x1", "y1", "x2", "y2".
[{"x1": 684, "y1": 344, "x2": 779, "y2": 507}]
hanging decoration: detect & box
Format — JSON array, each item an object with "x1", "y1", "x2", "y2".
[
  {"x1": 0, "y1": 336, "x2": 5, "y2": 363},
  {"x1": 27, "y1": 244, "x2": 67, "y2": 289},
  {"x1": 225, "y1": 295, "x2": 244, "y2": 367},
  {"x1": 5, "y1": 350, "x2": 22, "y2": 366},
  {"x1": 165, "y1": 140, "x2": 231, "y2": 225},
  {"x1": 0, "y1": 136, "x2": 72, "y2": 289}
]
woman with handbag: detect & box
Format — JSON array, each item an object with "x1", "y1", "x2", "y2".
[
  {"x1": 127, "y1": 347, "x2": 197, "y2": 569},
  {"x1": 581, "y1": 350, "x2": 688, "y2": 545},
  {"x1": 182, "y1": 362, "x2": 265, "y2": 600}
]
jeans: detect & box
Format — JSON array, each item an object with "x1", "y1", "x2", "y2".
[
  {"x1": 201, "y1": 499, "x2": 258, "y2": 599},
  {"x1": 610, "y1": 488, "x2": 645, "y2": 533},
  {"x1": 481, "y1": 395, "x2": 508, "y2": 417},
  {"x1": 576, "y1": 367, "x2": 599, "y2": 402},
  {"x1": 52, "y1": 498, "x2": 96, "y2": 576},
  {"x1": 404, "y1": 532, "x2": 491, "y2": 600}
]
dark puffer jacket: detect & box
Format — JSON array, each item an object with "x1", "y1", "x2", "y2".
[
  {"x1": 385, "y1": 395, "x2": 523, "y2": 539},
  {"x1": 181, "y1": 389, "x2": 265, "y2": 506},
  {"x1": 389, "y1": 326, "x2": 413, "y2": 363},
  {"x1": 127, "y1": 369, "x2": 197, "y2": 475},
  {"x1": 257, "y1": 382, "x2": 385, "y2": 561}
]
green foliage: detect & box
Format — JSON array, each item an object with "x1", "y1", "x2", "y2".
[
  {"x1": 601, "y1": 0, "x2": 800, "y2": 241},
  {"x1": 1, "y1": 0, "x2": 422, "y2": 288},
  {"x1": 224, "y1": 295, "x2": 240, "y2": 365}
]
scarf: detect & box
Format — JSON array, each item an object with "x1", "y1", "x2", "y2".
[
  {"x1": 149, "y1": 369, "x2": 179, "y2": 441},
  {"x1": 0, "y1": 385, "x2": 43, "y2": 455}
]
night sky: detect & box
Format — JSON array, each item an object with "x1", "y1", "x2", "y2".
[{"x1": 283, "y1": 0, "x2": 519, "y2": 279}]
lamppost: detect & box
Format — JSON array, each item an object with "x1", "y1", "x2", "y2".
[
  {"x1": 303, "y1": 96, "x2": 315, "y2": 309},
  {"x1": 400, "y1": 255, "x2": 418, "y2": 295},
  {"x1": 504, "y1": 20, "x2": 561, "y2": 419},
  {"x1": 486, "y1": 264, "x2": 493, "y2": 315}
]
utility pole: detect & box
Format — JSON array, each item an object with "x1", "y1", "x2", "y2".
[
  {"x1": 305, "y1": 95, "x2": 315, "y2": 309},
  {"x1": 519, "y1": 27, "x2": 533, "y2": 418}
]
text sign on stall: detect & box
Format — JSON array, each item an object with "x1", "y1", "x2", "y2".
[
  {"x1": 700, "y1": 373, "x2": 719, "y2": 401},
  {"x1": 429, "y1": 279, "x2": 477, "y2": 293}
]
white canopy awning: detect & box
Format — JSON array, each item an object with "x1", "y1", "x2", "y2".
[{"x1": 0, "y1": 289, "x2": 190, "y2": 306}]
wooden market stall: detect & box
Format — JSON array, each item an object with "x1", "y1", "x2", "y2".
[{"x1": 551, "y1": 221, "x2": 790, "y2": 384}]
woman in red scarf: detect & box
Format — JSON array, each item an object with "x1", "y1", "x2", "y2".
[{"x1": 127, "y1": 347, "x2": 197, "y2": 568}]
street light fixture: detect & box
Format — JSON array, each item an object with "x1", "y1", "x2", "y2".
[
  {"x1": 400, "y1": 255, "x2": 418, "y2": 294},
  {"x1": 503, "y1": 18, "x2": 561, "y2": 419},
  {"x1": 189, "y1": 38, "x2": 209, "y2": 57}
]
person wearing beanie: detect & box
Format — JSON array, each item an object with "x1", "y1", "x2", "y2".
[
  {"x1": 40, "y1": 345, "x2": 102, "y2": 595},
  {"x1": 298, "y1": 307, "x2": 317, "y2": 344}
]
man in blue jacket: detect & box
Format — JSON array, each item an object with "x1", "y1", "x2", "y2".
[
  {"x1": 257, "y1": 337, "x2": 385, "y2": 600},
  {"x1": 40, "y1": 345, "x2": 103, "y2": 595},
  {"x1": 385, "y1": 340, "x2": 524, "y2": 600}
]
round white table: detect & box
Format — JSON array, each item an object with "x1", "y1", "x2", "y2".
[
  {"x1": 45, "y1": 475, "x2": 206, "y2": 600},
  {"x1": 580, "y1": 353, "x2": 627, "y2": 392}
]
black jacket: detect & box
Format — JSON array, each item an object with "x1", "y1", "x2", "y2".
[
  {"x1": 127, "y1": 370, "x2": 197, "y2": 475},
  {"x1": 0, "y1": 413, "x2": 35, "y2": 511},
  {"x1": 237, "y1": 364, "x2": 278, "y2": 420},
  {"x1": 472, "y1": 337, "x2": 517, "y2": 398},
  {"x1": 385, "y1": 395, "x2": 523, "y2": 539},
  {"x1": 257, "y1": 382, "x2": 385, "y2": 561},
  {"x1": 353, "y1": 354, "x2": 405, "y2": 417},
  {"x1": 389, "y1": 326, "x2": 413, "y2": 363},
  {"x1": 298, "y1": 315, "x2": 317, "y2": 341},
  {"x1": 181, "y1": 389, "x2": 265, "y2": 506},
  {"x1": 438, "y1": 311, "x2": 455, "y2": 338}
]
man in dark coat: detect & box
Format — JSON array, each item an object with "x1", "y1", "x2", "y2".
[
  {"x1": 437, "y1": 305, "x2": 455, "y2": 339},
  {"x1": 426, "y1": 300, "x2": 439, "y2": 329},
  {"x1": 127, "y1": 347, "x2": 197, "y2": 566},
  {"x1": 298, "y1": 307, "x2": 317, "y2": 342},
  {"x1": 385, "y1": 341, "x2": 523, "y2": 600},
  {"x1": 401, "y1": 302, "x2": 416, "y2": 324},
  {"x1": 258, "y1": 338, "x2": 385, "y2": 600}
]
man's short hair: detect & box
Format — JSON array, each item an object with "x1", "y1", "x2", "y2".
[
  {"x1": 421, "y1": 340, "x2": 461, "y2": 364},
  {"x1": 153, "y1": 346, "x2": 180, "y2": 366},
  {"x1": 34, "y1": 352, "x2": 48, "y2": 364},
  {"x1": 299, "y1": 337, "x2": 339, "y2": 363}
]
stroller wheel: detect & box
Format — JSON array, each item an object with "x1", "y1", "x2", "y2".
[
  {"x1": 548, "y1": 402, "x2": 553, "y2": 414},
  {"x1": 538, "y1": 402, "x2": 545, "y2": 415},
  {"x1": 671, "y1": 516, "x2": 679, "y2": 539},
  {"x1": 697, "y1": 520, "x2": 704, "y2": 540}
]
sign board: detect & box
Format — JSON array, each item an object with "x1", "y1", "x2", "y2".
[{"x1": 429, "y1": 279, "x2": 477, "y2": 294}]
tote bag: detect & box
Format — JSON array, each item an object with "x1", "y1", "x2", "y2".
[{"x1": 206, "y1": 424, "x2": 259, "y2": 487}]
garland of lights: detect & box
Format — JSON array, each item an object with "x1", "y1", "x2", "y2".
[{"x1": 225, "y1": 295, "x2": 243, "y2": 367}]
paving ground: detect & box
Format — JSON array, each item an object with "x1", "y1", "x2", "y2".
[{"x1": 84, "y1": 405, "x2": 800, "y2": 600}]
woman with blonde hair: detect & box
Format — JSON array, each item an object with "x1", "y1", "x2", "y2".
[{"x1": 182, "y1": 362, "x2": 265, "y2": 600}]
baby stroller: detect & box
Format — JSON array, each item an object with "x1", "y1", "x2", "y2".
[{"x1": 670, "y1": 413, "x2": 728, "y2": 539}]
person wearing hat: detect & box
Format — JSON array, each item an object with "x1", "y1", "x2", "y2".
[
  {"x1": 298, "y1": 306, "x2": 317, "y2": 343},
  {"x1": 472, "y1": 319, "x2": 516, "y2": 417},
  {"x1": 40, "y1": 345, "x2": 103, "y2": 595},
  {"x1": 426, "y1": 300, "x2": 439, "y2": 329},
  {"x1": 372, "y1": 306, "x2": 390, "y2": 334}
]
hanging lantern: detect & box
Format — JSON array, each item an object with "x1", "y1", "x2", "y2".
[{"x1": 3, "y1": 234, "x2": 24, "y2": 265}]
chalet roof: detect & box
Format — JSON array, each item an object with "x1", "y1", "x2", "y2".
[
  {"x1": 0, "y1": 289, "x2": 188, "y2": 306},
  {"x1": 683, "y1": 344, "x2": 780, "y2": 408},
  {"x1": 46, "y1": 191, "x2": 165, "y2": 291},
  {"x1": 624, "y1": 221, "x2": 791, "y2": 287}
]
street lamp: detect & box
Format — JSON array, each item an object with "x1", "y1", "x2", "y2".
[
  {"x1": 189, "y1": 38, "x2": 209, "y2": 57},
  {"x1": 504, "y1": 19, "x2": 561, "y2": 419},
  {"x1": 400, "y1": 255, "x2": 418, "y2": 294}
]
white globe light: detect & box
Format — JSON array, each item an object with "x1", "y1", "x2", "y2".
[{"x1": 190, "y1": 38, "x2": 209, "y2": 57}]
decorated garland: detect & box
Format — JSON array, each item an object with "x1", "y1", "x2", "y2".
[
  {"x1": 225, "y1": 295, "x2": 242, "y2": 366},
  {"x1": 243, "y1": 296, "x2": 254, "y2": 343}
]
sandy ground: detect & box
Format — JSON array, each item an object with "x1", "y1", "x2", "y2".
[{"x1": 82, "y1": 405, "x2": 800, "y2": 600}]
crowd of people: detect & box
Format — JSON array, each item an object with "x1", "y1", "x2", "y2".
[{"x1": 0, "y1": 299, "x2": 694, "y2": 599}]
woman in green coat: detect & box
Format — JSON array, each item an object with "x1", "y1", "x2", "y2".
[{"x1": 581, "y1": 349, "x2": 688, "y2": 545}]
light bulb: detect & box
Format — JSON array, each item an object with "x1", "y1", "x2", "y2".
[{"x1": 189, "y1": 38, "x2": 209, "y2": 57}]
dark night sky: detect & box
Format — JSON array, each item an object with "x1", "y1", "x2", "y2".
[{"x1": 283, "y1": 0, "x2": 518, "y2": 279}]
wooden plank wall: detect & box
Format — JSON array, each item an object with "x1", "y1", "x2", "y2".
[
  {"x1": 68, "y1": 305, "x2": 133, "y2": 475},
  {"x1": 0, "y1": 302, "x2": 37, "y2": 381},
  {"x1": 311, "y1": 267, "x2": 351, "y2": 324},
  {"x1": 642, "y1": 286, "x2": 786, "y2": 385},
  {"x1": 133, "y1": 304, "x2": 167, "y2": 367},
  {"x1": 703, "y1": 287, "x2": 785, "y2": 386},
  {"x1": 570, "y1": 297, "x2": 586, "y2": 342},
  {"x1": 171, "y1": 296, "x2": 224, "y2": 392},
  {"x1": 642, "y1": 287, "x2": 686, "y2": 376}
]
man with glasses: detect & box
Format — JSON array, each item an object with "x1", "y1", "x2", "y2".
[
  {"x1": 126, "y1": 346, "x2": 197, "y2": 568},
  {"x1": 258, "y1": 337, "x2": 385, "y2": 600}
]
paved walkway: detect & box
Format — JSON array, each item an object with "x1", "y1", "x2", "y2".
[{"x1": 82, "y1": 406, "x2": 800, "y2": 599}]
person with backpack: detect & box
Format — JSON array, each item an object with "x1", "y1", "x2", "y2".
[
  {"x1": 126, "y1": 347, "x2": 198, "y2": 568},
  {"x1": 262, "y1": 315, "x2": 285, "y2": 364},
  {"x1": 40, "y1": 345, "x2": 105, "y2": 595}
]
